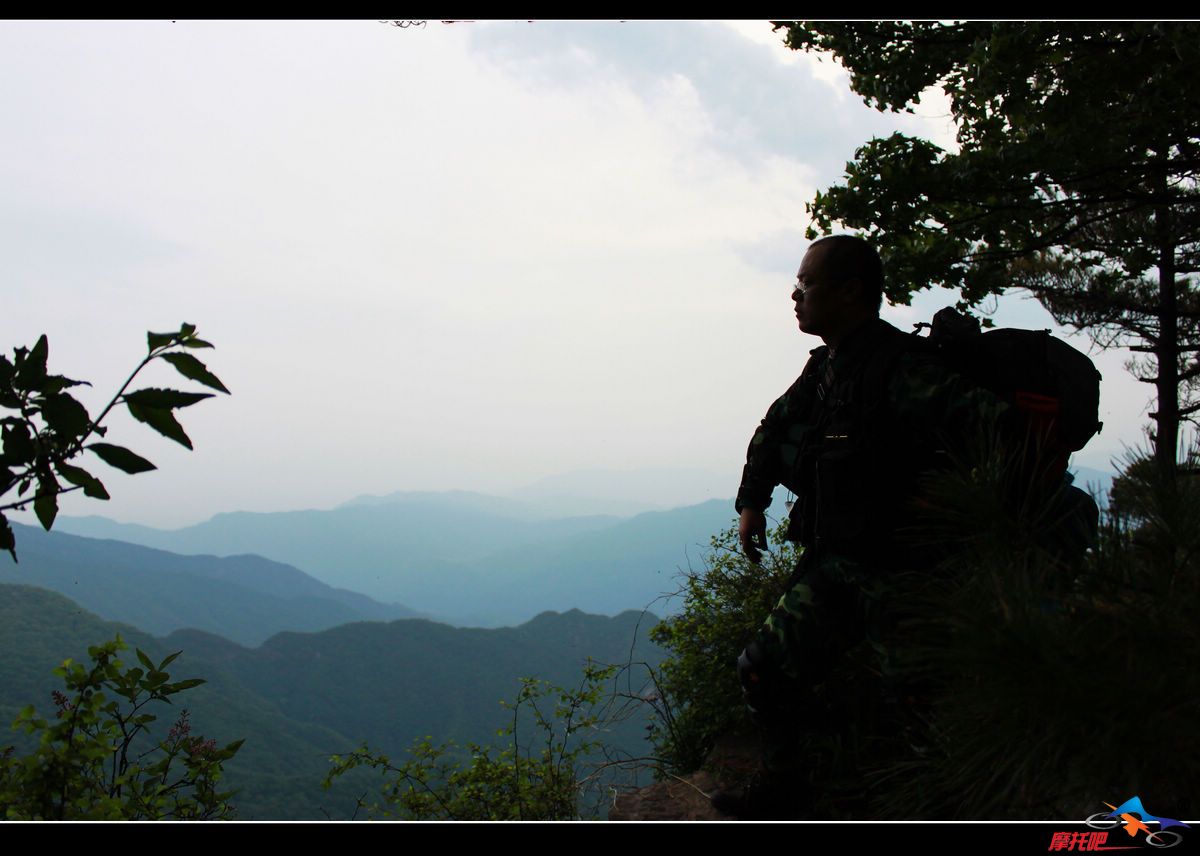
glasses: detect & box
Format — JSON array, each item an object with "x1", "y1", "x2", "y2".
[{"x1": 792, "y1": 277, "x2": 843, "y2": 297}]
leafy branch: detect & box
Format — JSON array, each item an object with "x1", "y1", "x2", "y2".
[{"x1": 0, "y1": 323, "x2": 228, "y2": 561}]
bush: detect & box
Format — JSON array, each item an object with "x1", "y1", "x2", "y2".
[
  {"x1": 646, "y1": 519, "x2": 797, "y2": 775},
  {"x1": 0, "y1": 636, "x2": 242, "y2": 820},
  {"x1": 324, "y1": 662, "x2": 618, "y2": 820},
  {"x1": 643, "y1": 446, "x2": 1198, "y2": 820},
  {"x1": 852, "y1": 449, "x2": 1199, "y2": 818}
]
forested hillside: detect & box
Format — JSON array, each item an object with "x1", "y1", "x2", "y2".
[{"x1": 0, "y1": 584, "x2": 664, "y2": 819}]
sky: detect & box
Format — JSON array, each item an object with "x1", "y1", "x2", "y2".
[{"x1": 1, "y1": 20, "x2": 1153, "y2": 528}]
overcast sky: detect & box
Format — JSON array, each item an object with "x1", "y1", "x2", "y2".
[{"x1": 2, "y1": 20, "x2": 1150, "y2": 527}]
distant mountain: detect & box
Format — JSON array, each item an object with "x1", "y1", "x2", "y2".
[
  {"x1": 3, "y1": 523, "x2": 424, "y2": 646},
  {"x1": 422, "y1": 499, "x2": 737, "y2": 625},
  {"x1": 0, "y1": 584, "x2": 664, "y2": 820},
  {"x1": 57, "y1": 493, "x2": 620, "y2": 570},
  {"x1": 1071, "y1": 465, "x2": 1115, "y2": 501},
  {"x1": 506, "y1": 466, "x2": 730, "y2": 517},
  {"x1": 54, "y1": 491, "x2": 739, "y2": 625},
  {"x1": 337, "y1": 489, "x2": 555, "y2": 518}
]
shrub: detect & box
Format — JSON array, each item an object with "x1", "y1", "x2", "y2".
[
  {"x1": 324, "y1": 662, "x2": 617, "y2": 820},
  {"x1": 646, "y1": 519, "x2": 797, "y2": 775},
  {"x1": 0, "y1": 636, "x2": 242, "y2": 820}
]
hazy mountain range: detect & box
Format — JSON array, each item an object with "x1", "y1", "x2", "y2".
[
  {"x1": 53, "y1": 491, "x2": 739, "y2": 626},
  {"x1": 51, "y1": 466, "x2": 1113, "y2": 626},
  {"x1": 4, "y1": 522, "x2": 424, "y2": 646}
]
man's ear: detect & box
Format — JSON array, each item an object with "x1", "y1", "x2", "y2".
[{"x1": 841, "y1": 276, "x2": 866, "y2": 307}]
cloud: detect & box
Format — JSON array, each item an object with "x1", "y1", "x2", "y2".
[
  {"x1": 731, "y1": 228, "x2": 809, "y2": 276},
  {"x1": 465, "y1": 20, "x2": 910, "y2": 175},
  {"x1": 0, "y1": 204, "x2": 185, "y2": 293}
]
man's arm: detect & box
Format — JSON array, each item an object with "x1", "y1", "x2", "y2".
[
  {"x1": 735, "y1": 392, "x2": 788, "y2": 516},
  {"x1": 735, "y1": 367, "x2": 816, "y2": 562}
]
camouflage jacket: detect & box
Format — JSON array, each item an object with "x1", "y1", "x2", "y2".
[{"x1": 736, "y1": 318, "x2": 1005, "y2": 559}]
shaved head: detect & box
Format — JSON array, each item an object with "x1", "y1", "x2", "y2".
[{"x1": 808, "y1": 234, "x2": 884, "y2": 312}]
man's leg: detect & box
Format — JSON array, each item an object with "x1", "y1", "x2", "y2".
[{"x1": 711, "y1": 553, "x2": 861, "y2": 818}]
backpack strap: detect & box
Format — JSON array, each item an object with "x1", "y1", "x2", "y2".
[{"x1": 842, "y1": 322, "x2": 925, "y2": 414}]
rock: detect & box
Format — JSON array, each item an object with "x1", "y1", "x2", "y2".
[{"x1": 609, "y1": 733, "x2": 760, "y2": 821}]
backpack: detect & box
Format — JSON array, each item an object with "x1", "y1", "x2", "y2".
[
  {"x1": 916, "y1": 307, "x2": 1103, "y2": 472},
  {"x1": 782, "y1": 313, "x2": 1103, "y2": 558},
  {"x1": 915, "y1": 308, "x2": 1103, "y2": 558}
]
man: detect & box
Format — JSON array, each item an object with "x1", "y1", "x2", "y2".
[{"x1": 712, "y1": 235, "x2": 1004, "y2": 819}]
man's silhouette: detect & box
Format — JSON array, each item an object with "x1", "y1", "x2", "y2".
[{"x1": 713, "y1": 235, "x2": 1004, "y2": 819}]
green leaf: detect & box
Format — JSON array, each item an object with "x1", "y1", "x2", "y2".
[
  {"x1": 159, "y1": 651, "x2": 182, "y2": 670},
  {"x1": 167, "y1": 678, "x2": 205, "y2": 692},
  {"x1": 159, "y1": 353, "x2": 230, "y2": 394},
  {"x1": 124, "y1": 388, "x2": 214, "y2": 410},
  {"x1": 15, "y1": 335, "x2": 48, "y2": 391},
  {"x1": 56, "y1": 463, "x2": 110, "y2": 500},
  {"x1": 181, "y1": 338, "x2": 214, "y2": 349},
  {"x1": 34, "y1": 491, "x2": 58, "y2": 531},
  {"x1": 1, "y1": 422, "x2": 35, "y2": 466},
  {"x1": 0, "y1": 513, "x2": 16, "y2": 563},
  {"x1": 136, "y1": 650, "x2": 155, "y2": 671},
  {"x1": 126, "y1": 403, "x2": 193, "y2": 449},
  {"x1": 40, "y1": 393, "x2": 92, "y2": 438},
  {"x1": 88, "y1": 443, "x2": 157, "y2": 474},
  {"x1": 39, "y1": 374, "x2": 91, "y2": 396},
  {"x1": 147, "y1": 330, "x2": 177, "y2": 351},
  {"x1": 179, "y1": 322, "x2": 197, "y2": 338}
]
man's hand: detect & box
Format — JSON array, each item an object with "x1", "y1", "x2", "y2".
[{"x1": 738, "y1": 507, "x2": 768, "y2": 564}]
